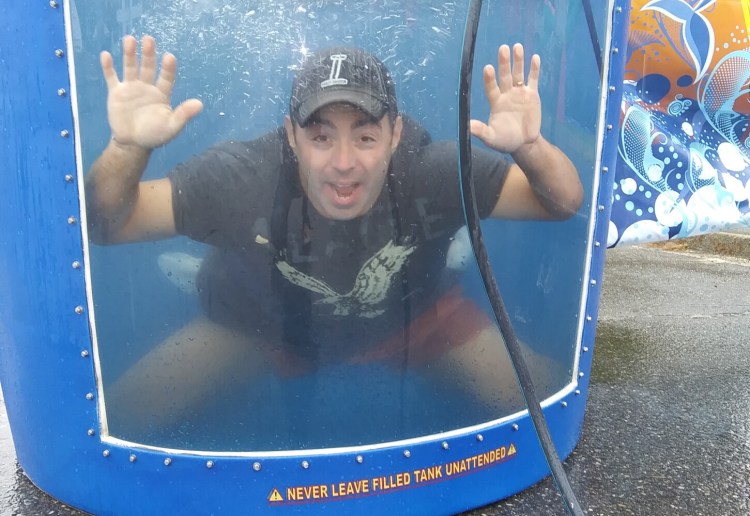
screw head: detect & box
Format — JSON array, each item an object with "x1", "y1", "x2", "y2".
[
  {"x1": 512, "y1": 424, "x2": 519, "y2": 431},
  {"x1": 55, "y1": 49, "x2": 64, "y2": 58},
  {"x1": 60, "y1": 129, "x2": 70, "y2": 138},
  {"x1": 50, "y1": 1, "x2": 59, "y2": 7},
  {"x1": 403, "y1": 450, "x2": 411, "y2": 458},
  {"x1": 57, "y1": 88, "x2": 66, "y2": 97},
  {"x1": 75, "y1": 305, "x2": 84, "y2": 314},
  {"x1": 72, "y1": 261, "x2": 81, "y2": 269},
  {"x1": 164, "y1": 458, "x2": 172, "y2": 466},
  {"x1": 64, "y1": 174, "x2": 74, "y2": 183},
  {"x1": 441, "y1": 441, "x2": 449, "y2": 450},
  {"x1": 85, "y1": 392, "x2": 94, "y2": 400},
  {"x1": 102, "y1": 450, "x2": 110, "y2": 457},
  {"x1": 561, "y1": 401, "x2": 568, "y2": 408},
  {"x1": 476, "y1": 434, "x2": 484, "y2": 442},
  {"x1": 129, "y1": 454, "x2": 137, "y2": 463},
  {"x1": 356, "y1": 455, "x2": 364, "y2": 464},
  {"x1": 80, "y1": 350, "x2": 89, "y2": 358},
  {"x1": 301, "y1": 460, "x2": 309, "y2": 469},
  {"x1": 68, "y1": 216, "x2": 77, "y2": 225},
  {"x1": 206, "y1": 461, "x2": 214, "y2": 469},
  {"x1": 87, "y1": 428, "x2": 95, "y2": 436},
  {"x1": 253, "y1": 462, "x2": 261, "y2": 471}
]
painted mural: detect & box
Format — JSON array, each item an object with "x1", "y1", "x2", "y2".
[{"x1": 610, "y1": 0, "x2": 750, "y2": 246}]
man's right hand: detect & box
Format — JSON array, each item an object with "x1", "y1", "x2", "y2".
[{"x1": 101, "y1": 35, "x2": 203, "y2": 150}]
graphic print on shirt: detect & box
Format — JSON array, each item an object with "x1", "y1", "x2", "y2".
[{"x1": 275, "y1": 240, "x2": 416, "y2": 318}]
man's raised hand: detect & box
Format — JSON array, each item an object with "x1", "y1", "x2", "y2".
[
  {"x1": 100, "y1": 35, "x2": 203, "y2": 150},
  {"x1": 470, "y1": 43, "x2": 542, "y2": 155}
]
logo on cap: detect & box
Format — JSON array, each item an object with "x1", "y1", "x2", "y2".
[{"x1": 321, "y1": 54, "x2": 348, "y2": 88}]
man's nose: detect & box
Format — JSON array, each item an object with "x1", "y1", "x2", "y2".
[{"x1": 331, "y1": 142, "x2": 356, "y2": 172}]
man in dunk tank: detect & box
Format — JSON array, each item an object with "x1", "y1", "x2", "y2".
[{"x1": 86, "y1": 35, "x2": 582, "y2": 439}]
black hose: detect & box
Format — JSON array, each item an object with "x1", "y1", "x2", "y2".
[
  {"x1": 457, "y1": 2, "x2": 584, "y2": 515},
  {"x1": 582, "y1": 0, "x2": 603, "y2": 75}
]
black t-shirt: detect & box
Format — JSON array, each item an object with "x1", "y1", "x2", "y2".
[{"x1": 169, "y1": 119, "x2": 509, "y2": 362}]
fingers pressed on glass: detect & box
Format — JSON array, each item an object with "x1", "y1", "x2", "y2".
[
  {"x1": 483, "y1": 64, "x2": 499, "y2": 101},
  {"x1": 497, "y1": 44, "x2": 512, "y2": 91},
  {"x1": 140, "y1": 35, "x2": 157, "y2": 84},
  {"x1": 528, "y1": 54, "x2": 541, "y2": 90},
  {"x1": 156, "y1": 53, "x2": 177, "y2": 98},
  {"x1": 511, "y1": 43, "x2": 525, "y2": 87},
  {"x1": 122, "y1": 35, "x2": 138, "y2": 82},
  {"x1": 100, "y1": 51, "x2": 118, "y2": 88}
]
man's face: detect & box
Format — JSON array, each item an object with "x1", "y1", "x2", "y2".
[{"x1": 285, "y1": 104, "x2": 403, "y2": 220}]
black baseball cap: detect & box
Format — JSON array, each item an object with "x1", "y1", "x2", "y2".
[{"x1": 289, "y1": 47, "x2": 398, "y2": 126}]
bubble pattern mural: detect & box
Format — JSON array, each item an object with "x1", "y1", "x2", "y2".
[{"x1": 611, "y1": 0, "x2": 750, "y2": 246}]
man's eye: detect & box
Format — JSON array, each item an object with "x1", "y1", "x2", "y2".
[
  {"x1": 313, "y1": 135, "x2": 329, "y2": 143},
  {"x1": 360, "y1": 135, "x2": 376, "y2": 143}
]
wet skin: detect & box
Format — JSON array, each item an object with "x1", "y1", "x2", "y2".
[{"x1": 284, "y1": 104, "x2": 403, "y2": 221}]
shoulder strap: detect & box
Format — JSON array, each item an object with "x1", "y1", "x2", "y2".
[
  {"x1": 270, "y1": 127, "x2": 301, "y2": 256},
  {"x1": 385, "y1": 115, "x2": 433, "y2": 240}
]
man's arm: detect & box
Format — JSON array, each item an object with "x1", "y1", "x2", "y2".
[
  {"x1": 491, "y1": 137, "x2": 582, "y2": 220},
  {"x1": 86, "y1": 145, "x2": 175, "y2": 243},
  {"x1": 471, "y1": 44, "x2": 583, "y2": 220},
  {"x1": 85, "y1": 35, "x2": 203, "y2": 244}
]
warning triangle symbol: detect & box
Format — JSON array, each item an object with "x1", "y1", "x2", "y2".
[
  {"x1": 268, "y1": 488, "x2": 284, "y2": 502},
  {"x1": 508, "y1": 443, "x2": 517, "y2": 455}
]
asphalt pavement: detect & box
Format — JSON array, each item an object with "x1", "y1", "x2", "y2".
[
  {"x1": 1, "y1": 234, "x2": 749, "y2": 515},
  {"x1": 483, "y1": 234, "x2": 750, "y2": 516}
]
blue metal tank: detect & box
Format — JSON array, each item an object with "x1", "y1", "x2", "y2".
[{"x1": 0, "y1": 1, "x2": 627, "y2": 514}]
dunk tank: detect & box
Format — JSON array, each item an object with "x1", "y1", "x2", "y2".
[{"x1": 0, "y1": 1, "x2": 629, "y2": 514}]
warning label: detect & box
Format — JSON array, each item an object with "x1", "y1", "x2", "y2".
[{"x1": 268, "y1": 442, "x2": 516, "y2": 505}]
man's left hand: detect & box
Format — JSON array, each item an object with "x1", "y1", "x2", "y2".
[{"x1": 470, "y1": 43, "x2": 542, "y2": 154}]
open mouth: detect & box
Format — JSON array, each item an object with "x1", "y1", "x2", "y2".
[
  {"x1": 333, "y1": 184, "x2": 357, "y2": 198},
  {"x1": 328, "y1": 182, "x2": 361, "y2": 203}
]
